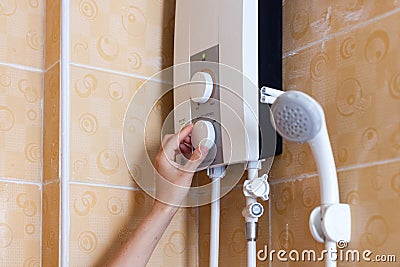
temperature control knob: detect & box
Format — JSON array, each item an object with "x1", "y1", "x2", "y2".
[
  {"x1": 191, "y1": 120, "x2": 215, "y2": 149},
  {"x1": 190, "y1": 72, "x2": 213, "y2": 103}
]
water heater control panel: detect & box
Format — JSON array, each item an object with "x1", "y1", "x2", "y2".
[{"x1": 173, "y1": 0, "x2": 282, "y2": 169}]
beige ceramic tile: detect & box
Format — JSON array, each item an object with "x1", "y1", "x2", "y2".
[
  {"x1": 0, "y1": 0, "x2": 45, "y2": 68},
  {"x1": 199, "y1": 188, "x2": 270, "y2": 267},
  {"x1": 69, "y1": 184, "x2": 197, "y2": 266},
  {"x1": 45, "y1": 0, "x2": 61, "y2": 68},
  {"x1": 335, "y1": 161, "x2": 400, "y2": 266},
  {"x1": 270, "y1": 177, "x2": 325, "y2": 267},
  {"x1": 43, "y1": 63, "x2": 60, "y2": 182},
  {"x1": 70, "y1": 65, "x2": 173, "y2": 187},
  {"x1": 283, "y1": 0, "x2": 400, "y2": 53},
  {"x1": 0, "y1": 66, "x2": 42, "y2": 181},
  {"x1": 270, "y1": 160, "x2": 400, "y2": 266},
  {"x1": 69, "y1": 0, "x2": 175, "y2": 77},
  {"x1": 273, "y1": 11, "x2": 400, "y2": 180},
  {"x1": 0, "y1": 181, "x2": 41, "y2": 266},
  {"x1": 42, "y1": 181, "x2": 60, "y2": 267}
]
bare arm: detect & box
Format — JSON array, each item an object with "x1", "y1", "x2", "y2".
[
  {"x1": 108, "y1": 201, "x2": 177, "y2": 266},
  {"x1": 108, "y1": 124, "x2": 208, "y2": 267}
]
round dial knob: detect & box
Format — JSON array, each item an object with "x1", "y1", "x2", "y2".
[
  {"x1": 190, "y1": 72, "x2": 213, "y2": 103},
  {"x1": 249, "y1": 203, "x2": 264, "y2": 217},
  {"x1": 191, "y1": 120, "x2": 215, "y2": 149}
]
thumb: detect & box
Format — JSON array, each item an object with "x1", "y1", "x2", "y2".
[{"x1": 183, "y1": 146, "x2": 209, "y2": 173}]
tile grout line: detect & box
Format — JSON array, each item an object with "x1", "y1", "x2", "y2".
[
  {"x1": 269, "y1": 173, "x2": 318, "y2": 185},
  {"x1": 44, "y1": 59, "x2": 60, "y2": 73},
  {"x1": 6, "y1": 10, "x2": 399, "y2": 76},
  {"x1": 0, "y1": 61, "x2": 44, "y2": 73},
  {"x1": 60, "y1": 0, "x2": 71, "y2": 266},
  {"x1": 66, "y1": 156, "x2": 400, "y2": 190},
  {"x1": 69, "y1": 62, "x2": 172, "y2": 85},
  {"x1": 336, "y1": 157, "x2": 400, "y2": 173},
  {"x1": 283, "y1": 7, "x2": 400, "y2": 58},
  {"x1": 0, "y1": 177, "x2": 42, "y2": 186},
  {"x1": 40, "y1": 1, "x2": 47, "y2": 266},
  {"x1": 43, "y1": 179, "x2": 60, "y2": 186},
  {"x1": 269, "y1": 157, "x2": 400, "y2": 185},
  {"x1": 68, "y1": 180, "x2": 142, "y2": 191}
]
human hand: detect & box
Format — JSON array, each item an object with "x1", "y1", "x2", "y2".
[{"x1": 154, "y1": 124, "x2": 209, "y2": 207}]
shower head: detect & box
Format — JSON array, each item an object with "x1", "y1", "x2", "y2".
[
  {"x1": 271, "y1": 91, "x2": 324, "y2": 143},
  {"x1": 270, "y1": 90, "x2": 339, "y2": 205},
  {"x1": 270, "y1": 90, "x2": 351, "y2": 264}
]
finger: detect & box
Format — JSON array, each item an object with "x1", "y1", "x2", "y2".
[
  {"x1": 181, "y1": 151, "x2": 193, "y2": 161},
  {"x1": 183, "y1": 146, "x2": 209, "y2": 172},
  {"x1": 160, "y1": 134, "x2": 174, "y2": 151},
  {"x1": 177, "y1": 124, "x2": 193, "y2": 144},
  {"x1": 184, "y1": 136, "x2": 191, "y2": 144},
  {"x1": 162, "y1": 124, "x2": 193, "y2": 160},
  {"x1": 179, "y1": 143, "x2": 192, "y2": 155},
  {"x1": 163, "y1": 124, "x2": 193, "y2": 150}
]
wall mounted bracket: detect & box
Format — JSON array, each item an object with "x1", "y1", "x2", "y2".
[{"x1": 309, "y1": 204, "x2": 351, "y2": 244}]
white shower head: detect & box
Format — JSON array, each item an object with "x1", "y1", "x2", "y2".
[
  {"x1": 271, "y1": 91, "x2": 324, "y2": 143},
  {"x1": 270, "y1": 90, "x2": 352, "y2": 267},
  {"x1": 270, "y1": 90, "x2": 339, "y2": 205}
]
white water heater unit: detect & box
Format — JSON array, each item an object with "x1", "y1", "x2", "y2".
[{"x1": 173, "y1": 0, "x2": 282, "y2": 168}]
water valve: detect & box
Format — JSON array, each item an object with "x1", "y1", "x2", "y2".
[
  {"x1": 243, "y1": 174, "x2": 270, "y2": 201},
  {"x1": 242, "y1": 202, "x2": 264, "y2": 219}
]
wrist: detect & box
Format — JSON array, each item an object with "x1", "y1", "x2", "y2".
[{"x1": 152, "y1": 200, "x2": 179, "y2": 216}]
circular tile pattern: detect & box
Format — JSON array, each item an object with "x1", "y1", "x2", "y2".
[
  {"x1": 79, "y1": 0, "x2": 98, "y2": 20},
  {"x1": 365, "y1": 30, "x2": 389, "y2": 64},
  {"x1": 78, "y1": 231, "x2": 98, "y2": 254}
]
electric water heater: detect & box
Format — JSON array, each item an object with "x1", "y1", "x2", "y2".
[{"x1": 173, "y1": 0, "x2": 282, "y2": 168}]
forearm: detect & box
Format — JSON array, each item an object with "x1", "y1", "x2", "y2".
[{"x1": 108, "y1": 201, "x2": 178, "y2": 267}]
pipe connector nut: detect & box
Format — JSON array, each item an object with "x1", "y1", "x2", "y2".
[{"x1": 242, "y1": 202, "x2": 264, "y2": 219}]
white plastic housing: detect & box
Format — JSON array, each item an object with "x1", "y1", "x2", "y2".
[{"x1": 173, "y1": 0, "x2": 260, "y2": 166}]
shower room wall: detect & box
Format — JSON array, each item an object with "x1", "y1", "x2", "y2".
[
  {"x1": 199, "y1": 1, "x2": 400, "y2": 267},
  {"x1": 0, "y1": 1, "x2": 44, "y2": 266},
  {"x1": 61, "y1": 0, "x2": 198, "y2": 266},
  {"x1": 2, "y1": 0, "x2": 200, "y2": 266}
]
